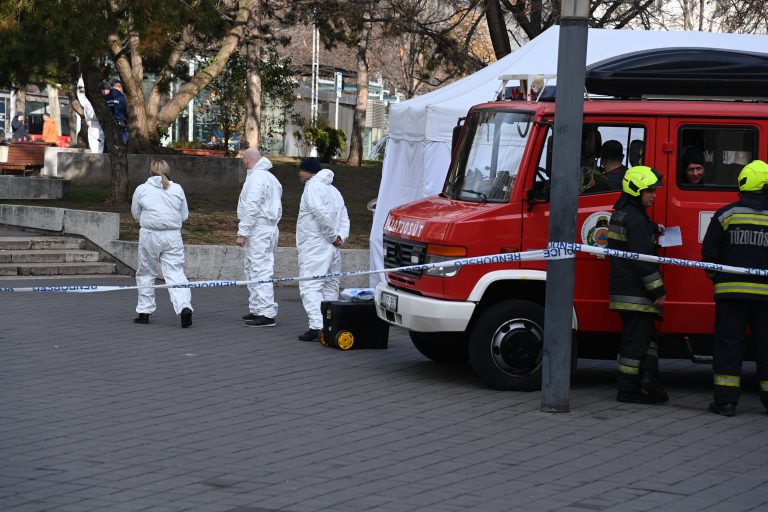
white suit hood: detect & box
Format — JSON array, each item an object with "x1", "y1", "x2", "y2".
[
  {"x1": 237, "y1": 156, "x2": 283, "y2": 237},
  {"x1": 131, "y1": 176, "x2": 189, "y2": 230}
]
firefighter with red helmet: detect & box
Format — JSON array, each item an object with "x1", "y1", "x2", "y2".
[
  {"x1": 702, "y1": 160, "x2": 768, "y2": 417},
  {"x1": 607, "y1": 166, "x2": 669, "y2": 404}
]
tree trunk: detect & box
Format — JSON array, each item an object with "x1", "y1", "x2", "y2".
[
  {"x1": 243, "y1": 3, "x2": 262, "y2": 151},
  {"x1": 348, "y1": 24, "x2": 370, "y2": 166},
  {"x1": 84, "y1": 70, "x2": 129, "y2": 205},
  {"x1": 14, "y1": 88, "x2": 25, "y2": 115},
  {"x1": 486, "y1": 0, "x2": 512, "y2": 59},
  {"x1": 47, "y1": 85, "x2": 62, "y2": 138},
  {"x1": 124, "y1": 76, "x2": 153, "y2": 152}
]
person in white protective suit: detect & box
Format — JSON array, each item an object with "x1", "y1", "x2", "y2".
[
  {"x1": 235, "y1": 148, "x2": 283, "y2": 327},
  {"x1": 296, "y1": 157, "x2": 350, "y2": 341},
  {"x1": 131, "y1": 160, "x2": 193, "y2": 327},
  {"x1": 76, "y1": 78, "x2": 104, "y2": 153}
]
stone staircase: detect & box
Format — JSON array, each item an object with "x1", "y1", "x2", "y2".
[{"x1": 0, "y1": 236, "x2": 118, "y2": 276}]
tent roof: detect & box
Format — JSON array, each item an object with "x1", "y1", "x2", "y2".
[{"x1": 390, "y1": 26, "x2": 768, "y2": 143}]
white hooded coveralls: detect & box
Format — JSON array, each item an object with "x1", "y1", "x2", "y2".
[
  {"x1": 238, "y1": 156, "x2": 282, "y2": 318},
  {"x1": 296, "y1": 168, "x2": 350, "y2": 329},
  {"x1": 83, "y1": 102, "x2": 104, "y2": 153},
  {"x1": 131, "y1": 176, "x2": 192, "y2": 315},
  {"x1": 75, "y1": 78, "x2": 104, "y2": 153}
]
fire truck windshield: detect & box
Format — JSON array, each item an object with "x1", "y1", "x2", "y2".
[{"x1": 444, "y1": 110, "x2": 534, "y2": 203}]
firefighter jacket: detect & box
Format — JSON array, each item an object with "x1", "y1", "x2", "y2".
[
  {"x1": 701, "y1": 191, "x2": 768, "y2": 301},
  {"x1": 607, "y1": 195, "x2": 666, "y2": 316}
]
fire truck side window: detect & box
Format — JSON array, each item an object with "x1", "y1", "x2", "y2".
[
  {"x1": 534, "y1": 124, "x2": 646, "y2": 198},
  {"x1": 678, "y1": 126, "x2": 757, "y2": 190}
]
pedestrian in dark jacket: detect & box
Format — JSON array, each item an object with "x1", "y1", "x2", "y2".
[
  {"x1": 607, "y1": 165, "x2": 668, "y2": 404},
  {"x1": 702, "y1": 159, "x2": 768, "y2": 417},
  {"x1": 100, "y1": 79, "x2": 129, "y2": 145},
  {"x1": 11, "y1": 113, "x2": 31, "y2": 142}
]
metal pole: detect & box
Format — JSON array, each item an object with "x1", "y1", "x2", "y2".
[
  {"x1": 334, "y1": 98, "x2": 339, "y2": 129},
  {"x1": 540, "y1": 1, "x2": 589, "y2": 413},
  {"x1": 188, "y1": 60, "x2": 195, "y2": 142},
  {"x1": 334, "y1": 71, "x2": 341, "y2": 129},
  {"x1": 310, "y1": 25, "x2": 319, "y2": 126}
]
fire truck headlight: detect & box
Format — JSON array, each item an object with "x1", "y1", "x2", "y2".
[
  {"x1": 423, "y1": 255, "x2": 461, "y2": 277},
  {"x1": 423, "y1": 244, "x2": 465, "y2": 277}
]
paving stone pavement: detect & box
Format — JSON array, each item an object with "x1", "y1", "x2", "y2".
[{"x1": 1, "y1": 275, "x2": 768, "y2": 512}]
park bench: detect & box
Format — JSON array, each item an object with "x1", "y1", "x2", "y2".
[{"x1": 0, "y1": 142, "x2": 53, "y2": 176}]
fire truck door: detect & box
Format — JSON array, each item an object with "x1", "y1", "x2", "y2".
[
  {"x1": 522, "y1": 121, "x2": 651, "y2": 333},
  {"x1": 658, "y1": 119, "x2": 758, "y2": 335}
]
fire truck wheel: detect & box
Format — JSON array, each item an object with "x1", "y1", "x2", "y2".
[
  {"x1": 469, "y1": 299, "x2": 544, "y2": 391},
  {"x1": 409, "y1": 331, "x2": 469, "y2": 364}
]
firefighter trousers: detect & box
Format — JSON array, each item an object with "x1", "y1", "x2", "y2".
[
  {"x1": 713, "y1": 300, "x2": 768, "y2": 408},
  {"x1": 617, "y1": 312, "x2": 660, "y2": 394}
]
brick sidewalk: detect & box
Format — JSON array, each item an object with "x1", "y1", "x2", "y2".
[{"x1": 1, "y1": 276, "x2": 767, "y2": 512}]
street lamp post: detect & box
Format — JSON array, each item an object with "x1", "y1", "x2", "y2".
[
  {"x1": 540, "y1": 0, "x2": 590, "y2": 413},
  {"x1": 310, "y1": 25, "x2": 319, "y2": 126}
]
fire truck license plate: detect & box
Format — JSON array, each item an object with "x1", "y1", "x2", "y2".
[{"x1": 380, "y1": 292, "x2": 398, "y2": 312}]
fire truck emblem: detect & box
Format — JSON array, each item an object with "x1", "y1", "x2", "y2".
[{"x1": 581, "y1": 212, "x2": 612, "y2": 247}]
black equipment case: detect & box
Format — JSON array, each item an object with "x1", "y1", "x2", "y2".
[{"x1": 320, "y1": 300, "x2": 389, "y2": 350}]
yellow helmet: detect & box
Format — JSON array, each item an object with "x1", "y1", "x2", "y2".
[
  {"x1": 737, "y1": 160, "x2": 768, "y2": 192},
  {"x1": 622, "y1": 165, "x2": 662, "y2": 197}
]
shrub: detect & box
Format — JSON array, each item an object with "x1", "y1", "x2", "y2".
[{"x1": 305, "y1": 126, "x2": 346, "y2": 163}]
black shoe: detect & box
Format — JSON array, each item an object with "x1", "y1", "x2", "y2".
[
  {"x1": 245, "y1": 316, "x2": 276, "y2": 327},
  {"x1": 242, "y1": 313, "x2": 258, "y2": 321},
  {"x1": 641, "y1": 372, "x2": 669, "y2": 404},
  {"x1": 134, "y1": 313, "x2": 150, "y2": 324},
  {"x1": 708, "y1": 402, "x2": 736, "y2": 417},
  {"x1": 298, "y1": 329, "x2": 320, "y2": 342},
  {"x1": 180, "y1": 308, "x2": 193, "y2": 328},
  {"x1": 617, "y1": 391, "x2": 656, "y2": 404}
]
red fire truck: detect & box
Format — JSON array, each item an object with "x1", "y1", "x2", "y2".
[{"x1": 375, "y1": 49, "x2": 768, "y2": 390}]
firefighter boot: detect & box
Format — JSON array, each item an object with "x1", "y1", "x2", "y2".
[
  {"x1": 616, "y1": 372, "x2": 654, "y2": 404},
  {"x1": 641, "y1": 370, "x2": 669, "y2": 404},
  {"x1": 708, "y1": 402, "x2": 736, "y2": 417},
  {"x1": 760, "y1": 392, "x2": 768, "y2": 414}
]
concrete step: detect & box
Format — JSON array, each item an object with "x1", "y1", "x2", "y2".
[
  {"x1": 0, "y1": 236, "x2": 85, "y2": 250},
  {"x1": 0, "y1": 262, "x2": 118, "y2": 276},
  {"x1": 0, "y1": 249, "x2": 101, "y2": 264}
]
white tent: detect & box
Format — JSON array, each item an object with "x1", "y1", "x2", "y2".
[{"x1": 369, "y1": 26, "x2": 768, "y2": 284}]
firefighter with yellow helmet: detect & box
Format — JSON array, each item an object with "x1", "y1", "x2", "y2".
[
  {"x1": 702, "y1": 160, "x2": 768, "y2": 416},
  {"x1": 607, "y1": 165, "x2": 669, "y2": 404}
]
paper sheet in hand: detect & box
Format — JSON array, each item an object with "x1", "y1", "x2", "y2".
[{"x1": 659, "y1": 226, "x2": 682, "y2": 247}]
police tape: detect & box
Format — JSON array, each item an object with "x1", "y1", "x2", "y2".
[
  {"x1": 0, "y1": 248, "x2": 558, "y2": 293},
  {"x1": 0, "y1": 243, "x2": 765, "y2": 294},
  {"x1": 570, "y1": 242, "x2": 768, "y2": 277}
]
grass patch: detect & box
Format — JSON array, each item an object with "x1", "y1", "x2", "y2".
[{"x1": 66, "y1": 186, "x2": 111, "y2": 204}]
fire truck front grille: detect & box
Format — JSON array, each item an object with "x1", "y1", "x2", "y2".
[{"x1": 383, "y1": 236, "x2": 427, "y2": 278}]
